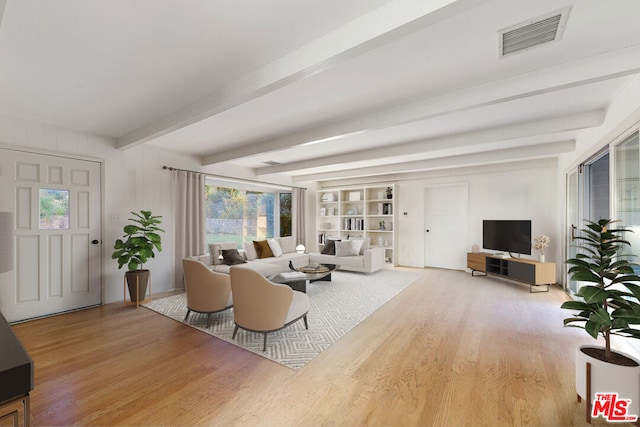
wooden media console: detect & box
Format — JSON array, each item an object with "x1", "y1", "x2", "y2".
[{"x1": 467, "y1": 252, "x2": 556, "y2": 292}]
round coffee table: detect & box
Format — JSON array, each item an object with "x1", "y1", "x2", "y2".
[{"x1": 269, "y1": 262, "x2": 338, "y2": 293}]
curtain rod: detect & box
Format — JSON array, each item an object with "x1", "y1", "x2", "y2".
[{"x1": 161, "y1": 166, "x2": 307, "y2": 190}]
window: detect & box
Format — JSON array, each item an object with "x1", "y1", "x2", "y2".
[
  {"x1": 205, "y1": 185, "x2": 276, "y2": 247},
  {"x1": 587, "y1": 152, "x2": 610, "y2": 221},
  {"x1": 280, "y1": 192, "x2": 292, "y2": 237},
  {"x1": 565, "y1": 150, "x2": 611, "y2": 295},
  {"x1": 39, "y1": 189, "x2": 69, "y2": 229},
  {"x1": 615, "y1": 131, "x2": 640, "y2": 261},
  {"x1": 566, "y1": 127, "x2": 640, "y2": 359}
]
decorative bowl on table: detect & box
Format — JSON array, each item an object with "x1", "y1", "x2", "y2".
[{"x1": 299, "y1": 264, "x2": 329, "y2": 274}]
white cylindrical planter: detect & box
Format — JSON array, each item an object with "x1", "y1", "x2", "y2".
[{"x1": 576, "y1": 345, "x2": 640, "y2": 418}]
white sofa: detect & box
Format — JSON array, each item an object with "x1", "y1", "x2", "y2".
[
  {"x1": 189, "y1": 236, "x2": 385, "y2": 275},
  {"x1": 310, "y1": 246, "x2": 385, "y2": 273}
]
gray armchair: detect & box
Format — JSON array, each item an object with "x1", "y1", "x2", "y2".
[
  {"x1": 229, "y1": 266, "x2": 310, "y2": 351},
  {"x1": 182, "y1": 259, "x2": 233, "y2": 328}
]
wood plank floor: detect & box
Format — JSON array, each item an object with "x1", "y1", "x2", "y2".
[{"x1": 10, "y1": 267, "x2": 632, "y2": 426}]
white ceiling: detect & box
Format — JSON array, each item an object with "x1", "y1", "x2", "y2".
[{"x1": 1, "y1": 0, "x2": 640, "y2": 183}]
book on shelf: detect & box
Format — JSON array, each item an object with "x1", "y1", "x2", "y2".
[{"x1": 343, "y1": 217, "x2": 364, "y2": 231}]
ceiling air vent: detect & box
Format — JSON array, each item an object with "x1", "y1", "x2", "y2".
[
  {"x1": 263, "y1": 161, "x2": 281, "y2": 166},
  {"x1": 499, "y1": 7, "x2": 570, "y2": 57}
]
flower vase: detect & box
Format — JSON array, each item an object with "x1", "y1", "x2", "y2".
[{"x1": 539, "y1": 254, "x2": 545, "y2": 263}]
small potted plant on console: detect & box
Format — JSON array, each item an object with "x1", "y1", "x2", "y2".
[{"x1": 561, "y1": 219, "x2": 640, "y2": 423}]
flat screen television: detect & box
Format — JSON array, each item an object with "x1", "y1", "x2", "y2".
[{"x1": 483, "y1": 220, "x2": 532, "y2": 255}]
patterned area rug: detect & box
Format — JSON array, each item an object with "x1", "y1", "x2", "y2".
[{"x1": 143, "y1": 269, "x2": 421, "y2": 370}]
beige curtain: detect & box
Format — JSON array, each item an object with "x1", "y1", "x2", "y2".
[
  {"x1": 293, "y1": 187, "x2": 306, "y2": 246},
  {"x1": 173, "y1": 170, "x2": 206, "y2": 287}
]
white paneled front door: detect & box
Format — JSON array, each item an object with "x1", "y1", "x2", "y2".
[{"x1": 0, "y1": 149, "x2": 102, "y2": 322}]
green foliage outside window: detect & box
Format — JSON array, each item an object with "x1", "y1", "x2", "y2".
[
  {"x1": 205, "y1": 186, "x2": 276, "y2": 247},
  {"x1": 39, "y1": 189, "x2": 69, "y2": 229},
  {"x1": 280, "y1": 192, "x2": 292, "y2": 237}
]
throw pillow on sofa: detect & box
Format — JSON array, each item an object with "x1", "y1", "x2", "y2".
[
  {"x1": 221, "y1": 249, "x2": 247, "y2": 266},
  {"x1": 348, "y1": 237, "x2": 370, "y2": 255},
  {"x1": 335, "y1": 240, "x2": 360, "y2": 257},
  {"x1": 278, "y1": 236, "x2": 296, "y2": 254},
  {"x1": 209, "y1": 242, "x2": 237, "y2": 265},
  {"x1": 243, "y1": 241, "x2": 258, "y2": 260},
  {"x1": 361, "y1": 237, "x2": 370, "y2": 254},
  {"x1": 348, "y1": 239, "x2": 364, "y2": 255},
  {"x1": 267, "y1": 238, "x2": 283, "y2": 257},
  {"x1": 253, "y1": 240, "x2": 274, "y2": 259},
  {"x1": 321, "y1": 239, "x2": 339, "y2": 255}
]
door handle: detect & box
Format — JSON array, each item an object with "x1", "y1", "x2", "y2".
[
  {"x1": 571, "y1": 225, "x2": 577, "y2": 241},
  {"x1": 92, "y1": 239, "x2": 100, "y2": 245}
]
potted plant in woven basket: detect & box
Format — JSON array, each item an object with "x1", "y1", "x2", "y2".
[
  {"x1": 561, "y1": 219, "x2": 640, "y2": 423},
  {"x1": 112, "y1": 210, "x2": 164, "y2": 303}
]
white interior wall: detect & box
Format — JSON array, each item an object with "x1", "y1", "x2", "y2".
[
  {"x1": 0, "y1": 112, "x2": 202, "y2": 304},
  {"x1": 397, "y1": 163, "x2": 558, "y2": 268},
  {"x1": 315, "y1": 160, "x2": 558, "y2": 270}
]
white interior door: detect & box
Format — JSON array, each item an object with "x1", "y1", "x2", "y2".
[
  {"x1": 425, "y1": 184, "x2": 468, "y2": 270},
  {"x1": 0, "y1": 149, "x2": 102, "y2": 322}
]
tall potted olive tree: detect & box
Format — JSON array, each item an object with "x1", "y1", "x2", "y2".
[
  {"x1": 562, "y1": 219, "x2": 640, "y2": 422},
  {"x1": 112, "y1": 210, "x2": 164, "y2": 302}
]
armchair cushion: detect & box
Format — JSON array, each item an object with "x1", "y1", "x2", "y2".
[{"x1": 286, "y1": 291, "x2": 311, "y2": 324}]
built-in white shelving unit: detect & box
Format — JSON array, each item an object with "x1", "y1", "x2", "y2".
[{"x1": 316, "y1": 184, "x2": 397, "y2": 265}]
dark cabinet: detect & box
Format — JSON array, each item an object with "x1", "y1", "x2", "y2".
[
  {"x1": 507, "y1": 261, "x2": 535, "y2": 283},
  {"x1": 0, "y1": 312, "x2": 33, "y2": 426}
]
